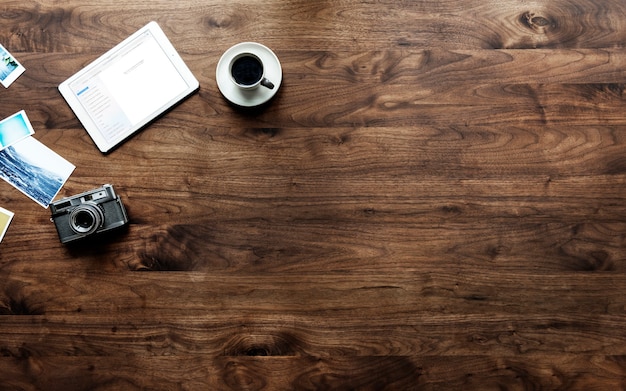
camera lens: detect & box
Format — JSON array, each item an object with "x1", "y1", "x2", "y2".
[
  {"x1": 75, "y1": 211, "x2": 94, "y2": 229},
  {"x1": 69, "y1": 204, "x2": 104, "y2": 235}
]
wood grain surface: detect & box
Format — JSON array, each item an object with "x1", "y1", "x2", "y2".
[{"x1": 1, "y1": 0, "x2": 626, "y2": 389}]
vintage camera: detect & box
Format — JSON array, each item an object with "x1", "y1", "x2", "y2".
[{"x1": 50, "y1": 184, "x2": 129, "y2": 244}]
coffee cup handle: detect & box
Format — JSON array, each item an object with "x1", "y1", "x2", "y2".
[{"x1": 261, "y1": 77, "x2": 274, "y2": 90}]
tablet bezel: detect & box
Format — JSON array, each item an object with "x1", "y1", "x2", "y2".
[{"x1": 58, "y1": 21, "x2": 199, "y2": 153}]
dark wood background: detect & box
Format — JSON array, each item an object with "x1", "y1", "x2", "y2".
[{"x1": 1, "y1": 0, "x2": 626, "y2": 389}]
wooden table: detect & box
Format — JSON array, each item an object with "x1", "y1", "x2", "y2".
[{"x1": 1, "y1": 0, "x2": 626, "y2": 389}]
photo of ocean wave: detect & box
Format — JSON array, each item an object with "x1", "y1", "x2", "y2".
[
  {"x1": 1, "y1": 54, "x2": 18, "y2": 81},
  {"x1": 0, "y1": 44, "x2": 24, "y2": 87},
  {"x1": 0, "y1": 137, "x2": 75, "y2": 207}
]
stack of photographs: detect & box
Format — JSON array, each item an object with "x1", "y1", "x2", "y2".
[
  {"x1": 0, "y1": 111, "x2": 75, "y2": 243},
  {"x1": 0, "y1": 44, "x2": 74, "y2": 244}
]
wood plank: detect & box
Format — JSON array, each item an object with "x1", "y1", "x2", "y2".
[
  {"x1": 1, "y1": 272, "x2": 626, "y2": 316},
  {"x1": 3, "y1": 194, "x2": 626, "y2": 272},
  {"x1": 0, "y1": 355, "x2": 622, "y2": 390},
  {"x1": 3, "y1": 0, "x2": 626, "y2": 52},
  {"x1": 1, "y1": 312, "x2": 625, "y2": 357}
]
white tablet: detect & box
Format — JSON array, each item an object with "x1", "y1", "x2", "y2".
[{"x1": 59, "y1": 21, "x2": 199, "y2": 153}]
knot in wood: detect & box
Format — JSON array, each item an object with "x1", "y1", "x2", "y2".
[{"x1": 520, "y1": 12, "x2": 555, "y2": 32}]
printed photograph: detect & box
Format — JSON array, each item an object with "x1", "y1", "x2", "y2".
[
  {"x1": 0, "y1": 110, "x2": 35, "y2": 150},
  {"x1": 0, "y1": 207, "x2": 14, "y2": 243},
  {"x1": 0, "y1": 43, "x2": 25, "y2": 87},
  {"x1": 0, "y1": 136, "x2": 75, "y2": 208}
]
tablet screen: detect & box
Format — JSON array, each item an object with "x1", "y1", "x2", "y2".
[{"x1": 59, "y1": 22, "x2": 199, "y2": 152}]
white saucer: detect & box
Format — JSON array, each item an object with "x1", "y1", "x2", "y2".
[{"x1": 216, "y1": 42, "x2": 282, "y2": 107}]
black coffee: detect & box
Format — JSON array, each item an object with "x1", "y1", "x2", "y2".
[{"x1": 231, "y1": 55, "x2": 263, "y2": 86}]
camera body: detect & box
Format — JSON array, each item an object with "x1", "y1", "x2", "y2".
[{"x1": 50, "y1": 184, "x2": 129, "y2": 244}]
